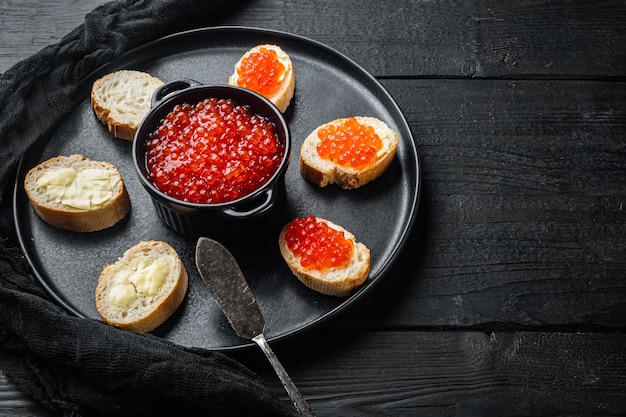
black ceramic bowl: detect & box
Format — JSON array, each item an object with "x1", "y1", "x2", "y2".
[{"x1": 132, "y1": 80, "x2": 291, "y2": 238}]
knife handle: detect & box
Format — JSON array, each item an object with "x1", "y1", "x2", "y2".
[{"x1": 252, "y1": 334, "x2": 316, "y2": 417}]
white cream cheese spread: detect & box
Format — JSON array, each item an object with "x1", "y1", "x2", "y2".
[
  {"x1": 36, "y1": 167, "x2": 120, "y2": 210},
  {"x1": 107, "y1": 258, "x2": 170, "y2": 308}
]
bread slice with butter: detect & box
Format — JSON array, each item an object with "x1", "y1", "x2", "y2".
[
  {"x1": 95, "y1": 240, "x2": 188, "y2": 332},
  {"x1": 91, "y1": 69, "x2": 164, "y2": 141},
  {"x1": 228, "y1": 44, "x2": 295, "y2": 113},
  {"x1": 24, "y1": 154, "x2": 131, "y2": 232},
  {"x1": 299, "y1": 116, "x2": 398, "y2": 189},
  {"x1": 278, "y1": 216, "x2": 370, "y2": 297}
]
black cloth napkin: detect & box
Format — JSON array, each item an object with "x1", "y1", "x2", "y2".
[{"x1": 0, "y1": 1, "x2": 298, "y2": 416}]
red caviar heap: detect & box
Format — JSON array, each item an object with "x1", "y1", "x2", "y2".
[
  {"x1": 316, "y1": 117, "x2": 383, "y2": 170},
  {"x1": 317, "y1": 117, "x2": 383, "y2": 169},
  {"x1": 146, "y1": 98, "x2": 283, "y2": 204},
  {"x1": 284, "y1": 216, "x2": 354, "y2": 271},
  {"x1": 236, "y1": 47, "x2": 286, "y2": 96}
]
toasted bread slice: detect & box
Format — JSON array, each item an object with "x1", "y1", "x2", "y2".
[
  {"x1": 91, "y1": 70, "x2": 163, "y2": 141},
  {"x1": 279, "y1": 217, "x2": 370, "y2": 296},
  {"x1": 228, "y1": 44, "x2": 295, "y2": 113},
  {"x1": 95, "y1": 240, "x2": 188, "y2": 332},
  {"x1": 24, "y1": 154, "x2": 131, "y2": 232},
  {"x1": 299, "y1": 116, "x2": 398, "y2": 189}
]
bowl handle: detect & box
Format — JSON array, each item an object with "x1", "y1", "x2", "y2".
[
  {"x1": 151, "y1": 79, "x2": 202, "y2": 107},
  {"x1": 223, "y1": 189, "x2": 275, "y2": 218}
]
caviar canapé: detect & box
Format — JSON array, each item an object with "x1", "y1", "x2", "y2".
[{"x1": 284, "y1": 216, "x2": 354, "y2": 271}]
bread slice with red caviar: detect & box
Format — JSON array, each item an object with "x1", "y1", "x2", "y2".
[
  {"x1": 228, "y1": 44, "x2": 295, "y2": 113},
  {"x1": 91, "y1": 70, "x2": 163, "y2": 141},
  {"x1": 278, "y1": 216, "x2": 370, "y2": 297},
  {"x1": 95, "y1": 240, "x2": 188, "y2": 332},
  {"x1": 299, "y1": 116, "x2": 398, "y2": 189},
  {"x1": 24, "y1": 154, "x2": 131, "y2": 232}
]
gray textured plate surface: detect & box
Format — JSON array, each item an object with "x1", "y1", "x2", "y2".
[{"x1": 14, "y1": 27, "x2": 420, "y2": 351}]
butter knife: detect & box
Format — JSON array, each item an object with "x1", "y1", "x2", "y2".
[{"x1": 195, "y1": 237, "x2": 315, "y2": 417}]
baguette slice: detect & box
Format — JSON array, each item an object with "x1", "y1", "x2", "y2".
[
  {"x1": 24, "y1": 154, "x2": 131, "y2": 232},
  {"x1": 91, "y1": 70, "x2": 163, "y2": 141},
  {"x1": 228, "y1": 44, "x2": 295, "y2": 113},
  {"x1": 279, "y1": 217, "x2": 370, "y2": 297},
  {"x1": 299, "y1": 116, "x2": 399, "y2": 189},
  {"x1": 95, "y1": 240, "x2": 188, "y2": 332}
]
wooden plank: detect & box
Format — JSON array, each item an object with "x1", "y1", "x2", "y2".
[
  {"x1": 326, "y1": 78, "x2": 626, "y2": 329},
  {"x1": 3, "y1": 330, "x2": 625, "y2": 416},
  {"x1": 219, "y1": 0, "x2": 626, "y2": 79},
  {"x1": 2, "y1": 0, "x2": 625, "y2": 79},
  {"x1": 0, "y1": 0, "x2": 103, "y2": 74},
  {"x1": 237, "y1": 329, "x2": 626, "y2": 416}
]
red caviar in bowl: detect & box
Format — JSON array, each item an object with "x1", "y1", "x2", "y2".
[
  {"x1": 236, "y1": 47, "x2": 286, "y2": 96},
  {"x1": 316, "y1": 117, "x2": 383, "y2": 169},
  {"x1": 146, "y1": 98, "x2": 284, "y2": 204},
  {"x1": 284, "y1": 216, "x2": 354, "y2": 271}
]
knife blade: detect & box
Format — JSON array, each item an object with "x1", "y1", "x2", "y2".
[{"x1": 195, "y1": 236, "x2": 264, "y2": 339}]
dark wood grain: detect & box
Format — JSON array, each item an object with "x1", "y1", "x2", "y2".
[
  {"x1": 2, "y1": 1, "x2": 626, "y2": 79},
  {"x1": 218, "y1": 0, "x2": 626, "y2": 79},
  {"x1": 1, "y1": 0, "x2": 625, "y2": 416},
  {"x1": 0, "y1": 0, "x2": 100, "y2": 74},
  {"x1": 245, "y1": 329, "x2": 626, "y2": 416}
]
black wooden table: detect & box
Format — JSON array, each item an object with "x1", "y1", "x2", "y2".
[{"x1": 1, "y1": 1, "x2": 625, "y2": 416}]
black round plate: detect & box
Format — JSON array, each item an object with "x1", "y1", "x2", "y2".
[{"x1": 14, "y1": 27, "x2": 420, "y2": 351}]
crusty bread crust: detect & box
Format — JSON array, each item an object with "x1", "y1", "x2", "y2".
[
  {"x1": 24, "y1": 154, "x2": 131, "y2": 232},
  {"x1": 228, "y1": 44, "x2": 295, "y2": 113},
  {"x1": 91, "y1": 70, "x2": 163, "y2": 141},
  {"x1": 278, "y1": 217, "x2": 370, "y2": 297},
  {"x1": 95, "y1": 240, "x2": 188, "y2": 332},
  {"x1": 299, "y1": 116, "x2": 398, "y2": 189}
]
